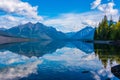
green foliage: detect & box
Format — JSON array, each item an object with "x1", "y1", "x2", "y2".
[{"x1": 94, "y1": 15, "x2": 120, "y2": 40}]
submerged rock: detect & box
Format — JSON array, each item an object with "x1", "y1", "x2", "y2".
[
  {"x1": 82, "y1": 71, "x2": 90, "y2": 73},
  {"x1": 111, "y1": 65, "x2": 120, "y2": 79}
]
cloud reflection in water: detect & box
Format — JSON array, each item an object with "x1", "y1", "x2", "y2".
[{"x1": 0, "y1": 51, "x2": 42, "y2": 80}]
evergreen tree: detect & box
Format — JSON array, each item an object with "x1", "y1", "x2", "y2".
[
  {"x1": 110, "y1": 24, "x2": 117, "y2": 40},
  {"x1": 109, "y1": 16, "x2": 113, "y2": 27},
  {"x1": 115, "y1": 21, "x2": 120, "y2": 39},
  {"x1": 101, "y1": 15, "x2": 109, "y2": 40},
  {"x1": 94, "y1": 15, "x2": 120, "y2": 40},
  {"x1": 119, "y1": 16, "x2": 120, "y2": 22},
  {"x1": 103, "y1": 15, "x2": 109, "y2": 27}
]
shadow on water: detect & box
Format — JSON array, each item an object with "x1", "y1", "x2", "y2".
[{"x1": 0, "y1": 41, "x2": 94, "y2": 57}]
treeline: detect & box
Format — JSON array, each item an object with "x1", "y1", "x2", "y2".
[{"x1": 94, "y1": 15, "x2": 120, "y2": 40}]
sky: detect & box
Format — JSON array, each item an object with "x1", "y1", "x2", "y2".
[{"x1": 0, "y1": 0, "x2": 120, "y2": 32}]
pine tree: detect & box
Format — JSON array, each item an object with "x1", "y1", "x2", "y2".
[
  {"x1": 119, "y1": 16, "x2": 120, "y2": 22},
  {"x1": 103, "y1": 15, "x2": 109, "y2": 28},
  {"x1": 115, "y1": 18, "x2": 120, "y2": 39},
  {"x1": 94, "y1": 15, "x2": 120, "y2": 40},
  {"x1": 109, "y1": 16, "x2": 113, "y2": 27},
  {"x1": 102, "y1": 15, "x2": 109, "y2": 39}
]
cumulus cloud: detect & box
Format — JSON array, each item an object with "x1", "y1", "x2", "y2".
[
  {"x1": 91, "y1": 0, "x2": 101, "y2": 9},
  {"x1": 0, "y1": 0, "x2": 42, "y2": 20},
  {"x1": 91, "y1": 0, "x2": 119, "y2": 15},
  {"x1": 0, "y1": 0, "x2": 43, "y2": 29},
  {"x1": 98, "y1": 2, "x2": 118, "y2": 15}
]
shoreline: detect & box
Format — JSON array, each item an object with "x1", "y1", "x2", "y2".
[{"x1": 94, "y1": 40, "x2": 120, "y2": 45}]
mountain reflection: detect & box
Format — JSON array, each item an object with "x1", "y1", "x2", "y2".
[
  {"x1": 0, "y1": 41, "x2": 120, "y2": 80},
  {"x1": 71, "y1": 41, "x2": 94, "y2": 53},
  {"x1": 0, "y1": 41, "x2": 94, "y2": 57},
  {"x1": 1, "y1": 41, "x2": 120, "y2": 68}
]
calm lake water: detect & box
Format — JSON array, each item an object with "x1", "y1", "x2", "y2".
[{"x1": 0, "y1": 41, "x2": 120, "y2": 80}]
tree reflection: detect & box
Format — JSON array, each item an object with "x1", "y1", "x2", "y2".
[{"x1": 94, "y1": 44, "x2": 120, "y2": 68}]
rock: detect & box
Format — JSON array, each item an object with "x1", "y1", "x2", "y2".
[{"x1": 111, "y1": 65, "x2": 120, "y2": 79}]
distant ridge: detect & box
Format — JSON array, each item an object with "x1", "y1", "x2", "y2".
[
  {"x1": 0, "y1": 22, "x2": 95, "y2": 42},
  {"x1": 71, "y1": 26, "x2": 95, "y2": 41},
  {"x1": 3, "y1": 22, "x2": 67, "y2": 40}
]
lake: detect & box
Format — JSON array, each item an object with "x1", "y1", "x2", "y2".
[{"x1": 0, "y1": 41, "x2": 120, "y2": 80}]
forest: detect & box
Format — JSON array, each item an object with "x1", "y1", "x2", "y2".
[{"x1": 94, "y1": 15, "x2": 120, "y2": 40}]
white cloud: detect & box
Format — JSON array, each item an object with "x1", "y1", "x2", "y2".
[
  {"x1": 0, "y1": 0, "x2": 42, "y2": 20},
  {"x1": 43, "y1": 12, "x2": 104, "y2": 32},
  {"x1": 91, "y1": 0, "x2": 101, "y2": 9},
  {"x1": 1, "y1": 12, "x2": 104, "y2": 32},
  {"x1": 0, "y1": 12, "x2": 103, "y2": 32},
  {"x1": 0, "y1": 12, "x2": 119, "y2": 33},
  {"x1": 0, "y1": 15, "x2": 40, "y2": 29},
  {"x1": 0, "y1": 0, "x2": 119, "y2": 33},
  {"x1": 91, "y1": 0, "x2": 119, "y2": 15},
  {"x1": 43, "y1": 10, "x2": 120, "y2": 32},
  {"x1": 98, "y1": 2, "x2": 118, "y2": 15},
  {"x1": 0, "y1": 0, "x2": 43, "y2": 29}
]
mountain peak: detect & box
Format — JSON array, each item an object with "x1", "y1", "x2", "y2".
[
  {"x1": 27, "y1": 22, "x2": 33, "y2": 24},
  {"x1": 71, "y1": 26, "x2": 95, "y2": 40},
  {"x1": 3, "y1": 22, "x2": 67, "y2": 40},
  {"x1": 24, "y1": 22, "x2": 33, "y2": 26}
]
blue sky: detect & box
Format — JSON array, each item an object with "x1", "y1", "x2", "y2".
[
  {"x1": 22, "y1": 0, "x2": 93, "y2": 16},
  {"x1": 21, "y1": 0, "x2": 120, "y2": 17},
  {"x1": 0, "y1": 0, "x2": 120, "y2": 32}
]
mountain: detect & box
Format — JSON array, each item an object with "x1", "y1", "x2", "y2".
[
  {"x1": 71, "y1": 26, "x2": 95, "y2": 41},
  {"x1": 0, "y1": 23, "x2": 95, "y2": 42},
  {"x1": 0, "y1": 29, "x2": 29, "y2": 44},
  {"x1": 65, "y1": 32, "x2": 76, "y2": 38},
  {"x1": 0, "y1": 28, "x2": 6, "y2": 31},
  {"x1": 0, "y1": 30, "x2": 14, "y2": 37},
  {"x1": 4, "y1": 22, "x2": 67, "y2": 40}
]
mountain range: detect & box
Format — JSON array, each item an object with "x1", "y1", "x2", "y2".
[
  {"x1": 71, "y1": 26, "x2": 95, "y2": 40},
  {"x1": 0, "y1": 22, "x2": 95, "y2": 44},
  {"x1": 3, "y1": 22, "x2": 67, "y2": 40}
]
